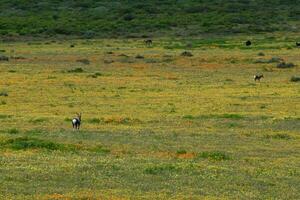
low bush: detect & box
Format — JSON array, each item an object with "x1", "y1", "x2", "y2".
[
  {"x1": 277, "y1": 62, "x2": 295, "y2": 68},
  {"x1": 0, "y1": 55, "x2": 9, "y2": 61},
  {"x1": 0, "y1": 91, "x2": 8, "y2": 97},
  {"x1": 0, "y1": 114, "x2": 11, "y2": 119},
  {"x1": 176, "y1": 149, "x2": 187, "y2": 154},
  {"x1": 254, "y1": 57, "x2": 283, "y2": 64},
  {"x1": 291, "y1": 76, "x2": 300, "y2": 82},
  {"x1": 135, "y1": 55, "x2": 144, "y2": 59}
]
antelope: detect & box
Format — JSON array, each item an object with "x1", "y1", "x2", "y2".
[
  {"x1": 144, "y1": 39, "x2": 152, "y2": 46},
  {"x1": 72, "y1": 113, "x2": 81, "y2": 130},
  {"x1": 254, "y1": 74, "x2": 264, "y2": 82}
]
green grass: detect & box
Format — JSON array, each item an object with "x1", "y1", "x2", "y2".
[
  {"x1": 1, "y1": 137, "x2": 64, "y2": 151},
  {"x1": 0, "y1": 36, "x2": 299, "y2": 199},
  {"x1": 7, "y1": 128, "x2": 19, "y2": 134},
  {"x1": 198, "y1": 151, "x2": 231, "y2": 161},
  {"x1": 144, "y1": 164, "x2": 179, "y2": 175}
]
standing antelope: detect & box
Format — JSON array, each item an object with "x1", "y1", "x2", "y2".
[
  {"x1": 72, "y1": 113, "x2": 81, "y2": 130},
  {"x1": 144, "y1": 39, "x2": 152, "y2": 46},
  {"x1": 254, "y1": 74, "x2": 264, "y2": 82}
]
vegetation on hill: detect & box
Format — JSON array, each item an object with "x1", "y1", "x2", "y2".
[{"x1": 0, "y1": 0, "x2": 299, "y2": 38}]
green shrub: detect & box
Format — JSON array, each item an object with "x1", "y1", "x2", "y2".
[
  {"x1": 135, "y1": 55, "x2": 144, "y2": 59},
  {"x1": 277, "y1": 62, "x2": 295, "y2": 68},
  {"x1": 0, "y1": 55, "x2": 9, "y2": 61},
  {"x1": 291, "y1": 76, "x2": 300, "y2": 82},
  {"x1": 183, "y1": 115, "x2": 195, "y2": 120},
  {"x1": 176, "y1": 149, "x2": 187, "y2": 154},
  {"x1": 2, "y1": 137, "x2": 62, "y2": 150},
  {"x1": 0, "y1": 91, "x2": 8, "y2": 97},
  {"x1": 0, "y1": 114, "x2": 11, "y2": 119}
]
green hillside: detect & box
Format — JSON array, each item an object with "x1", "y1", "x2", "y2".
[{"x1": 0, "y1": 0, "x2": 299, "y2": 38}]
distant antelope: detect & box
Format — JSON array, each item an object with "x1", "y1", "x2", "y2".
[
  {"x1": 72, "y1": 113, "x2": 81, "y2": 130},
  {"x1": 254, "y1": 74, "x2": 264, "y2": 82},
  {"x1": 296, "y1": 42, "x2": 300, "y2": 47},
  {"x1": 144, "y1": 39, "x2": 152, "y2": 46}
]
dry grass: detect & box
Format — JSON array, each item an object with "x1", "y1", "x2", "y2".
[{"x1": 0, "y1": 35, "x2": 299, "y2": 199}]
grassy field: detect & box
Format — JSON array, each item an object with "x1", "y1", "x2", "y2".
[{"x1": 0, "y1": 35, "x2": 299, "y2": 199}]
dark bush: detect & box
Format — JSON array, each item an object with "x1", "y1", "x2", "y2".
[
  {"x1": 176, "y1": 149, "x2": 187, "y2": 154},
  {"x1": 254, "y1": 57, "x2": 283, "y2": 64},
  {"x1": 0, "y1": 91, "x2": 8, "y2": 97},
  {"x1": 0, "y1": 55, "x2": 9, "y2": 61},
  {"x1": 8, "y1": 128, "x2": 19, "y2": 134},
  {"x1": 291, "y1": 76, "x2": 300, "y2": 82},
  {"x1": 277, "y1": 62, "x2": 295, "y2": 68},
  {"x1": 135, "y1": 55, "x2": 144, "y2": 59}
]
